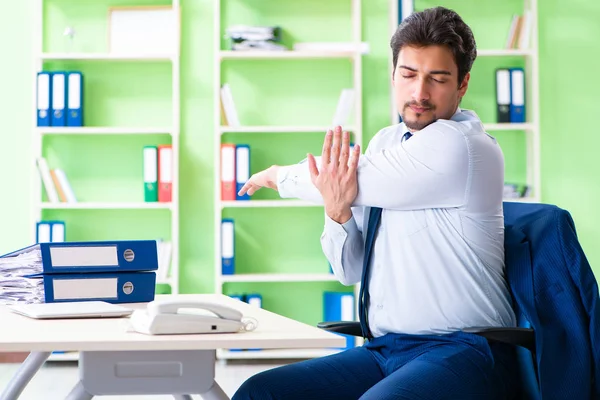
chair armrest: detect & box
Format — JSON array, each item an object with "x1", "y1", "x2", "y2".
[
  {"x1": 317, "y1": 322, "x2": 535, "y2": 353},
  {"x1": 462, "y1": 327, "x2": 535, "y2": 353},
  {"x1": 317, "y1": 321, "x2": 362, "y2": 337}
]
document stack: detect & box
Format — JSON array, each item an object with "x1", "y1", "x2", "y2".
[
  {"x1": 0, "y1": 240, "x2": 158, "y2": 305},
  {"x1": 225, "y1": 25, "x2": 286, "y2": 51}
]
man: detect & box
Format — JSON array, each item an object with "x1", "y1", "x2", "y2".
[{"x1": 233, "y1": 6, "x2": 518, "y2": 400}]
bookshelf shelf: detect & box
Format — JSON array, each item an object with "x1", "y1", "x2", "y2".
[
  {"x1": 37, "y1": 127, "x2": 174, "y2": 135},
  {"x1": 39, "y1": 53, "x2": 175, "y2": 62},
  {"x1": 221, "y1": 273, "x2": 338, "y2": 283},
  {"x1": 477, "y1": 49, "x2": 533, "y2": 57},
  {"x1": 220, "y1": 200, "x2": 320, "y2": 209},
  {"x1": 39, "y1": 202, "x2": 173, "y2": 210},
  {"x1": 219, "y1": 50, "x2": 359, "y2": 60},
  {"x1": 220, "y1": 126, "x2": 356, "y2": 134}
]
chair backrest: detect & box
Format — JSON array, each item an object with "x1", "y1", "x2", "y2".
[{"x1": 502, "y1": 201, "x2": 599, "y2": 399}]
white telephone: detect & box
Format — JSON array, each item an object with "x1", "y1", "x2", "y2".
[{"x1": 129, "y1": 299, "x2": 257, "y2": 335}]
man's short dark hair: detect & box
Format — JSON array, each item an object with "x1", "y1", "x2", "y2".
[{"x1": 390, "y1": 7, "x2": 477, "y2": 86}]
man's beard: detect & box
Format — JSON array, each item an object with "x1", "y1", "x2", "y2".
[{"x1": 401, "y1": 101, "x2": 437, "y2": 131}]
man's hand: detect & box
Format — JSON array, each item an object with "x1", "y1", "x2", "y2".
[
  {"x1": 237, "y1": 165, "x2": 280, "y2": 197},
  {"x1": 307, "y1": 126, "x2": 360, "y2": 224}
]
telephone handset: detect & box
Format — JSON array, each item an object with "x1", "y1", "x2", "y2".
[{"x1": 129, "y1": 299, "x2": 258, "y2": 335}]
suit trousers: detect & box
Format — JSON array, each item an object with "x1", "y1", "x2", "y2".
[{"x1": 232, "y1": 331, "x2": 519, "y2": 400}]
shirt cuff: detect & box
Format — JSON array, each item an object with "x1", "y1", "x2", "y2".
[
  {"x1": 276, "y1": 165, "x2": 295, "y2": 198},
  {"x1": 324, "y1": 212, "x2": 357, "y2": 238}
]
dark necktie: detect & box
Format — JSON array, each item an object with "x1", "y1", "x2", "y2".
[{"x1": 358, "y1": 131, "x2": 412, "y2": 339}]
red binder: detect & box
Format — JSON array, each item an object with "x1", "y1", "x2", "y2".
[
  {"x1": 221, "y1": 143, "x2": 236, "y2": 201},
  {"x1": 158, "y1": 144, "x2": 172, "y2": 203}
]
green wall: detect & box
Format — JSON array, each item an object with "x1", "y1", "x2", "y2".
[{"x1": 1, "y1": 0, "x2": 599, "y2": 326}]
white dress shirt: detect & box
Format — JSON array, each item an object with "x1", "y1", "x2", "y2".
[{"x1": 276, "y1": 108, "x2": 517, "y2": 337}]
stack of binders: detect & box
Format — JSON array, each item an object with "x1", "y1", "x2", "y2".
[{"x1": 0, "y1": 240, "x2": 158, "y2": 305}]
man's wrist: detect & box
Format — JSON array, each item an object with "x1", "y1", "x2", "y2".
[
  {"x1": 326, "y1": 206, "x2": 353, "y2": 224},
  {"x1": 267, "y1": 165, "x2": 280, "y2": 190}
]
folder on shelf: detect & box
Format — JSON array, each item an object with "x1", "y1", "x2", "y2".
[
  {"x1": 0, "y1": 271, "x2": 156, "y2": 305},
  {"x1": 51, "y1": 72, "x2": 67, "y2": 127},
  {"x1": 398, "y1": 0, "x2": 414, "y2": 22},
  {"x1": 143, "y1": 146, "x2": 158, "y2": 202},
  {"x1": 158, "y1": 144, "x2": 172, "y2": 203},
  {"x1": 36, "y1": 222, "x2": 51, "y2": 244},
  {"x1": 36, "y1": 157, "x2": 59, "y2": 203},
  {"x1": 49, "y1": 169, "x2": 67, "y2": 202},
  {"x1": 220, "y1": 84, "x2": 240, "y2": 128},
  {"x1": 155, "y1": 239, "x2": 172, "y2": 283},
  {"x1": 324, "y1": 291, "x2": 356, "y2": 349},
  {"x1": 51, "y1": 221, "x2": 65, "y2": 243},
  {"x1": 36, "y1": 72, "x2": 52, "y2": 127},
  {"x1": 510, "y1": 67, "x2": 525, "y2": 123},
  {"x1": 245, "y1": 293, "x2": 263, "y2": 351},
  {"x1": 495, "y1": 68, "x2": 511, "y2": 123},
  {"x1": 51, "y1": 168, "x2": 77, "y2": 203},
  {"x1": 0, "y1": 240, "x2": 159, "y2": 275},
  {"x1": 221, "y1": 219, "x2": 235, "y2": 275},
  {"x1": 518, "y1": 11, "x2": 532, "y2": 50},
  {"x1": 228, "y1": 293, "x2": 245, "y2": 351},
  {"x1": 221, "y1": 143, "x2": 236, "y2": 201},
  {"x1": 235, "y1": 144, "x2": 250, "y2": 201},
  {"x1": 67, "y1": 71, "x2": 83, "y2": 127},
  {"x1": 504, "y1": 15, "x2": 522, "y2": 49},
  {"x1": 332, "y1": 89, "x2": 354, "y2": 127},
  {"x1": 246, "y1": 293, "x2": 262, "y2": 308},
  {"x1": 36, "y1": 220, "x2": 65, "y2": 243}
]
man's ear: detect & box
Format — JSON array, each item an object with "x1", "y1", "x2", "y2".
[{"x1": 458, "y1": 72, "x2": 470, "y2": 96}]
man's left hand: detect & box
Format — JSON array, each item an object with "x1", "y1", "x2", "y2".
[{"x1": 307, "y1": 126, "x2": 361, "y2": 221}]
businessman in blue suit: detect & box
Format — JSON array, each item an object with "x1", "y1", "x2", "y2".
[{"x1": 236, "y1": 7, "x2": 519, "y2": 399}]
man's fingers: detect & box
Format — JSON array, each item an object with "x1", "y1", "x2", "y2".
[
  {"x1": 307, "y1": 153, "x2": 319, "y2": 181},
  {"x1": 330, "y1": 126, "x2": 342, "y2": 169},
  {"x1": 322, "y1": 129, "x2": 333, "y2": 165},
  {"x1": 247, "y1": 183, "x2": 261, "y2": 196},
  {"x1": 238, "y1": 182, "x2": 250, "y2": 196},
  {"x1": 339, "y1": 130, "x2": 351, "y2": 171},
  {"x1": 347, "y1": 143, "x2": 360, "y2": 174}
]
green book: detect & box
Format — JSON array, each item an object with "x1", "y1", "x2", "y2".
[{"x1": 143, "y1": 145, "x2": 158, "y2": 202}]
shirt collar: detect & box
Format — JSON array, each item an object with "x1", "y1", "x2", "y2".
[{"x1": 401, "y1": 107, "x2": 468, "y2": 134}]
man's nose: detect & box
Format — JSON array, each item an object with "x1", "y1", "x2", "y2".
[{"x1": 412, "y1": 78, "x2": 430, "y2": 102}]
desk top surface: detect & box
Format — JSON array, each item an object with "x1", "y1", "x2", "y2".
[{"x1": 0, "y1": 294, "x2": 345, "y2": 352}]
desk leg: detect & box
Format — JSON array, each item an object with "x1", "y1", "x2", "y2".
[
  {"x1": 65, "y1": 381, "x2": 93, "y2": 400},
  {"x1": 0, "y1": 351, "x2": 51, "y2": 400},
  {"x1": 173, "y1": 395, "x2": 193, "y2": 400},
  {"x1": 200, "y1": 381, "x2": 229, "y2": 400}
]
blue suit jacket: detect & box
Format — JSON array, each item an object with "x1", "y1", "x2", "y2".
[{"x1": 503, "y1": 202, "x2": 600, "y2": 399}]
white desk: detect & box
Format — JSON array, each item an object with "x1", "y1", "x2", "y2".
[{"x1": 0, "y1": 294, "x2": 344, "y2": 400}]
